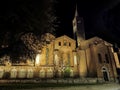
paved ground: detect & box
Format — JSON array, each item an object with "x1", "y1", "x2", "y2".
[{"x1": 20, "y1": 83, "x2": 120, "y2": 90}]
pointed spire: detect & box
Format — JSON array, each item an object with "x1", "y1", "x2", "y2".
[{"x1": 75, "y1": 4, "x2": 79, "y2": 17}]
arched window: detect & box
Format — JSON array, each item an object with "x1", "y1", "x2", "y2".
[
  {"x1": 54, "y1": 54, "x2": 59, "y2": 65},
  {"x1": 60, "y1": 53, "x2": 63, "y2": 66},
  {"x1": 18, "y1": 69, "x2": 26, "y2": 78},
  {"x1": 69, "y1": 42, "x2": 71, "y2": 46},
  {"x1": 46, "y1": 48, "x2": 49, "y2": 65},
  {"x1": 46, "y1": 68, "x2": 53, "y2": 78},
  {"x1": 10, "y1": 68, "x2": 17, "y2": 78},
  {"x1": 98, "y1": 53, "x2": 102, "y2": 63},
  {"x1": 39, "y1": 69, "x2": 45, "y2": 78},
  {"x1": 105, "y1": 54, "x2": 109, "y2": 63},
  {"x1": 67, "y1": 53, "x2": 70, "y2": 66},
  {"x1": 27, "y1": 69, "x2": 33, "y2": 78},
  {"x1": 74, "y1": 55, "x2": 77, "y2": 65},
  {"x1": 64, "y1": 40, "x2": 67, "y2": 46},
  {"x1": 0, "y1": 69, "x2": 4, "y2": 78},
  {"x1": 58, "y1": 42, "x2": 61, "y2": 46}
]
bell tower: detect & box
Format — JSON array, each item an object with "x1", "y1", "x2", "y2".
[{"x1": 73, "y1": 5, "x2": 85, "y2": 46}]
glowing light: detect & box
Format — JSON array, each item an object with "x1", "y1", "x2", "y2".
[
  {"x1": 35, "y1": 54, "x2": 41, "y2": 66},
  {"x1": 74, "y1": 55, "x2": 77, "y2": 65},
  {"x1": 55, "y1": 54, "x2": 58, "y2": 65}
]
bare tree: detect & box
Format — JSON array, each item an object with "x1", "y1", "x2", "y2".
[{"x1": 21, "y1": 33, "x2": 42, "y2": 53}]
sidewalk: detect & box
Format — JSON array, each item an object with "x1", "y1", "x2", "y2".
[{"x1": 19, "y1": 83, "x2": 120, "y2": 90}]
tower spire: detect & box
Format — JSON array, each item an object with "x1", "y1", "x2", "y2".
[
  {"x1": 75, "y1": 4, "x2": 78, "y2": 17},
  {"x1": 72, "y1": 4, "x2": 85, "y2": 47}
]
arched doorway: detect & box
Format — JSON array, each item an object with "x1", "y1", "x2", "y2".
[{"x1": 102, "y1": 67, "x2": 109, "y2": 81}]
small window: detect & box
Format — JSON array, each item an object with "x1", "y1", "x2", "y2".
[
  {"x1": 105, "y1": 54, "x2": 109, "y2": 63},
  {"x1": 69, "y1": 42, "x2": 71, "y2": 46},
  {"x1": 64, "y1": 41, "x2": 67, "y2": 46},
  {"x1": 59, "y1": 42, "x2": 61, "y2": 46},
  {"x1": 98, "y1": 53, "x2": 102, "y2": 63}
]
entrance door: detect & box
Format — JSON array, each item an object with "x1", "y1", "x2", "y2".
[{"x1": 103, "y1": 71, "x2": 109, "y2": 81}]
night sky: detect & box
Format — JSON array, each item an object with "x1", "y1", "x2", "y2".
[
  {"x1": 56, "y1": 0, "x2": 120, "y2": 46},
  {"x1": 0, "y1": 0, "x2": 120, "y2": 46}
]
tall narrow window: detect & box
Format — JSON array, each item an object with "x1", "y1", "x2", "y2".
[
  {"x1": 0, "y1": 69, "x2": 4, "y2": 78},
  {"x1": 74, "y1": 55, "x2": 77, "y2": 65},
  {"x1": 46, "y1": 48, "x2": 49, "y2": 65},
  {"x1": 69, "y1": 42, "x2": 71, "y2": 46},
  {"x1": 67, "y1": 53, "x2": 70, "y2": 66},
  {"x1": 98, "y1": 53, "x2": 102, "y2": 63},
  {"x1": 64, "y1": 41, "x2": 67, "y2": 46},
  {"x1": 59, "y1": 42, "x2": 61, "y2": 46},
  {"x1": 105, "y1": 54, "x2": 109, "y2": 63},
  {"x1": 55, "y1": 54, "x2": 59, "y2": 65},
  {"x1": 60, "y1": 53, "x2": 63, "y2": 67}
]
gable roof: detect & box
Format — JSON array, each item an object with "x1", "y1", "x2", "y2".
[
  {"x1": 55, "y1": 35, "x2": 75, "y2": 42},
  {"x1": 79, "y1": 36, "x2": 113, "y2": 49},
  {"x1": 86, "y1": 36, "x2": 112, "y2": 46}
]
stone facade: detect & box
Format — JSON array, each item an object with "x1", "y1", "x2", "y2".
[
  {"x1": 77, "y1": 37, "x2": 117, "y2": 82},
  {"x1": 0, "y1": 34, "x2": 118, "y2": 82},
  {"x1": 0, "y1": 6, "x2": 119, "y2": 82}
]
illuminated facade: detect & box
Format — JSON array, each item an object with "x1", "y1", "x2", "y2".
[
  {"x1": 0, "y1": 33, "x2": 118, "y2": 82},
  {"x1": 0, "y1": 33, "x2": 78, "y2": 79},
  {"x1": 77, "y1": 37, "x2": 117, "y2": 81},
  {"x1": 0, "y1": 6, "x2": 119, "y2": 82}
]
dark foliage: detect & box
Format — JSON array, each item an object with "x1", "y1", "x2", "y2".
[{"x1": 0, "y1": 0, "x2": 57, "y2": 62}]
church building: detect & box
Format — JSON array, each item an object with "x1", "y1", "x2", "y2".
[
  {"x1": 0, "y1": 6, "x2": 119, "y2": 82},
  {"x1": 73, "y1": 6, "x2": 117, "y2": 82}
]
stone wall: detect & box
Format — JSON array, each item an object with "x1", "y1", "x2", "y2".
[{"x1": 0, "y1": 78, "x2": 116, "y2": 84}]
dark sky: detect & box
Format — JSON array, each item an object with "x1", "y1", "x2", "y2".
[
  {"x1": 55, "y1": 0, "x2": 120, "y2": 46},
  {"x1": 0, "y1": 0, "x2": 120, "y2": 46}
]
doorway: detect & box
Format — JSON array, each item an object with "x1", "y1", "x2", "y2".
[
  {"x1": 102, "y1": 67, "x2": 109, "y2": 81},
  {"x1": 103, "y1": 71, "x2": 109, "y2": 81}
]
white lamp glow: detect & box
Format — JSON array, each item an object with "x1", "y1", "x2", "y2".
[
  {"x1": 55, "y1": 54, "x2": 58, "y2": 65},
  {"x1": 74, "y1": 55, "x2": 77, "y2": 65},
  {"x1": 35, "y1": 54, "x2": 41, "y2": 65}
]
